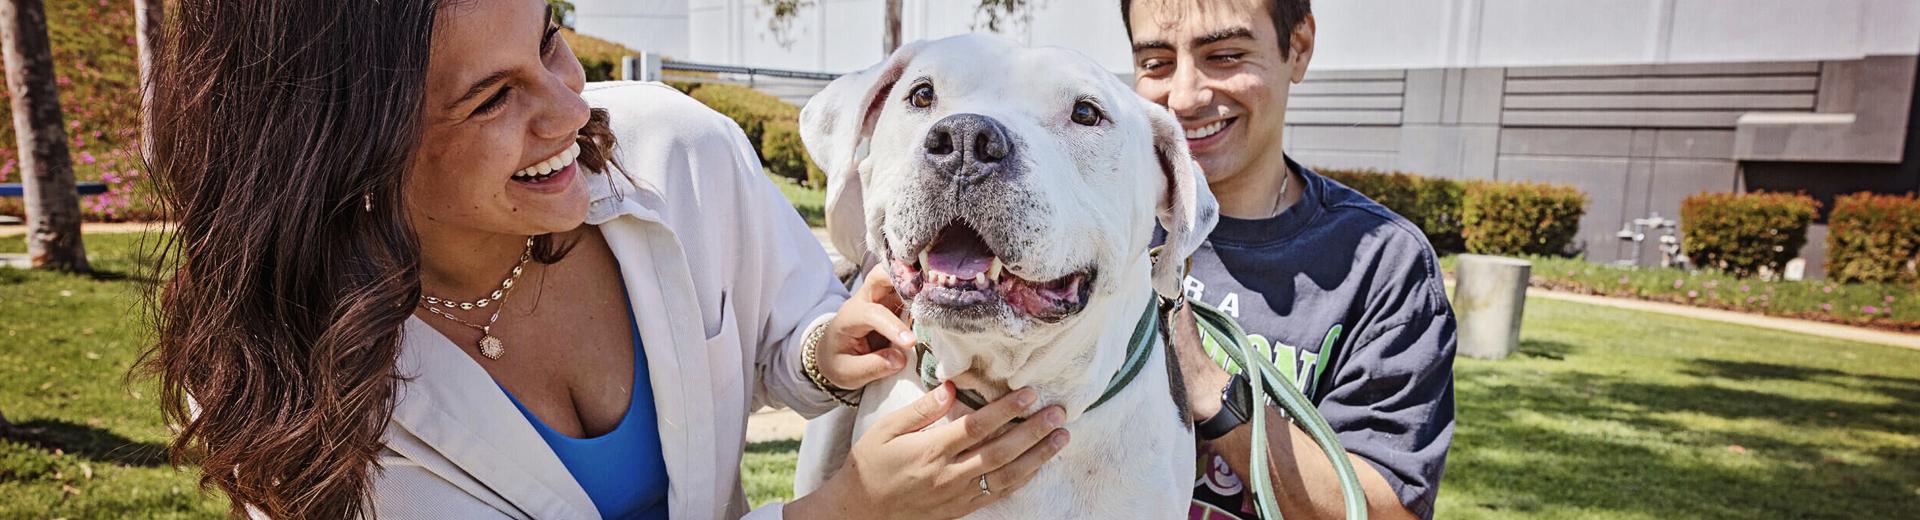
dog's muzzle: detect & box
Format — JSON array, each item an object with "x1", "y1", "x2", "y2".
[{"x1": 923, "y1": 113, "x2": 1015, "y2": 186}]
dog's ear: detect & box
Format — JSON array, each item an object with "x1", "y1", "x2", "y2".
[
  {"x1": 1142, "y1": 102, "x2": 1220, "y2": 300},
  {"x1": 802, "y1": 41, "x2": 927, "y2": 268}
]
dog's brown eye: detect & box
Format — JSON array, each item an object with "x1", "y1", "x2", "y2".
[
  {"x1": 908, "y1": 84, "x2": 936, "y2": 109},
  {"x1": 1070, "y1": 101, "x2": 1103, "y2": 126}
]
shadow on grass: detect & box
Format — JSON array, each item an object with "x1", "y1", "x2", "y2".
[
  {"x1": 1449, "y1": 365, "x2": 1920, "y2": 518},
  {"x1": 6, "y1": 419, "x2": 168, "y2": 467},
  {"x1": 1516, "y1": 339, "x2": 1578, "y2": 361}
]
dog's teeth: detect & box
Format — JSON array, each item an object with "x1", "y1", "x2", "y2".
[
  {"x1": 987, "y1": 257, "x2": 1003, "y2": 281},
  {"x1": 973, "y1": 273, "x2": 987, "y2": 287},
  {"x1": 918, "y1": 249, "x2": 931, "y2": 269}
]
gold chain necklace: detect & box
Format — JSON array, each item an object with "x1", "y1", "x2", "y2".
[{"x1": 419, "y1": 237, "x2": 534, "y2": 360}]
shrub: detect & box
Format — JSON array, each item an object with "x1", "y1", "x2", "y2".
[
  {"x1": 761, "y1": 121, "x2": 824, "y2": 187},
  {"x1": 0, "y1": 0, "x2": 159, "y2": 221},
  {"x1": 683, "y1": 84, "x2": 821, "y2": 185},
  {"x1": 1826, "y1": 192, "x2": 1920, "y2": 285},
  {"x1": 1461, "y1": 181, "x2": 1587, "y2": 256},
  {"x1": 561, "y1": 29, "x2": 632, "y2": 81},
  {"x1": 1321, "y1": 169, "x2": 1464, "y2": 253},
  {"x1": 1680, "y1": 192, "x2": 1819, "y2": 278}
]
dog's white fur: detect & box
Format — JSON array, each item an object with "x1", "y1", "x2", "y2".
[{"x1": 794, "y1": 34, "x2": 1219, "y2": 518}]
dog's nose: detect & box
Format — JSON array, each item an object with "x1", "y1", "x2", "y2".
[{"x1": 923, "y1": 113, "x2": 1014, "y2": 185}]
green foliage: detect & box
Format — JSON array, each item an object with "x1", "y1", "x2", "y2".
[
  {"x1": 1323, "y1": 169, "x2": 1581, "y2": 256},
  {"x1": 1321, "y1": 169, "x2": 1464, "y2": 252},
  {"x1": 1460, "y1": 181, "x2": 1587, "y2": 256},
  {"x1": 679, "y1": 84, "x2": 824, "y2": 186},
  {"x1": 1680, "y1": 192, "x2": 1819, "y2": 278},
  {"x1": 0, "y1": 0, "x2": 155, "y2": 221},
  {"x1": 1826, "y1": 192, "x2": 1920, "y2": 285},
  {"x1": 760, "y1": 122, "x2": 824, "y2": 188}
]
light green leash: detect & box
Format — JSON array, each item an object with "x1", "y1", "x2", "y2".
[
  {"x1": 915, "y1": 296, "x2": 1160, "y2": 416},
  {"x1": 1187, "y1": 298, "x2": 1368, "y2": 520}
]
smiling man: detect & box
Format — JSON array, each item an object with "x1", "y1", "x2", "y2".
[{"x1": 1120, "y1": 1, "x2": 1457, "y2": 519}]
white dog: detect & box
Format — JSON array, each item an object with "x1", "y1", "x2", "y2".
[{"x1": 794, "y1": 33, "x2": 1220, "y2": 518}]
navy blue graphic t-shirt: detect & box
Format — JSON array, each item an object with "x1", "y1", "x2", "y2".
[{"x1": 1182, "y1": 158, "x2": 1456, "y2": 520}]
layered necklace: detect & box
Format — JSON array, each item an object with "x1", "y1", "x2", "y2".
[{"x1": 419, "y1": 237, "x2": 535, "y2": 360}]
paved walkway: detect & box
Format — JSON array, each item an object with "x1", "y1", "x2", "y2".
[{"x1": 0, "y1": 221, "x2": 170, "y2": 237}]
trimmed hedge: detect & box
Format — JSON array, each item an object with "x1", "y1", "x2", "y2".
[
  {"x1": 1322, "y1": 170, "x2": 1464, "y2": 252},
  {"x1": 1323, "y1": 169, "x2": 1582, "y2": 256},
  {"x1": 1826, "y1": 192, "x2": 1920, "y2": 285},
  {"x1": 561, "y1": 29, "x2": 630, "y2": 81},
  {"x1": 672, "y1": 83, "x2": 821, "y2": 187},
  {"x1": 1461, "y1": 181, "x2": 1588, "y2": 256},
  {"x1": 1680, "y1": 192, "x2": 1819, "y2": 278},
  {"x1": 761, "y1": 121, "x2": 826, "y2": 189}
]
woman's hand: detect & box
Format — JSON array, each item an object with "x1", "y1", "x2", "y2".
[
  {"x1": 819, "y1": 265, "x2": 917, "y2": 390},
  {"x1": 787, "y1": 383, "x2": 1071, "y2": 520}
]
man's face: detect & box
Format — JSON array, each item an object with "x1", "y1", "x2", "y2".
[{"x1": 1128, "y1": 0, "x2": 1312, "y2": 186}]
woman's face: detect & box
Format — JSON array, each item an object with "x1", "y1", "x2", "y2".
[{"x1": 410, "y1": 0, "x2": 591, "y2": 240}]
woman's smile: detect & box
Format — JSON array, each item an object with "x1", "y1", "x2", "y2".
[{"x1": 510, "y1": 141, "x2": 582, "y2": 193}]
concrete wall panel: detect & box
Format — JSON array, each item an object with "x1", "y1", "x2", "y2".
[
  {"x1": 1656, "y1": 130, "x2": 1736, "y2": 159},
  {"x1": 1500, "y1": 128, "x2": 1635, "y2": 157},
  {"x1": 1289, "y1": 127, "x2": 1402, "y2": 153}
]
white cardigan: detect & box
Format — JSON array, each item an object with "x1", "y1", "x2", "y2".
[{"x1": 365, "y1": 82, "x2": 848, "y2": 520}]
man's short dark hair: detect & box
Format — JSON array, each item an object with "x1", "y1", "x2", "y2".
[{"x1": 1119, "y1": 0, "x2": 1312, "y2": 59}]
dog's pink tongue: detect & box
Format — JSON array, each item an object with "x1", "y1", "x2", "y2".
[{"x1": 926, "y1": 226, "x2": 994, "y2": 278}]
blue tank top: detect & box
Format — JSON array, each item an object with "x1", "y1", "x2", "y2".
[{"x1": 499, "y1": 312, "x2": 669, "y2": 520}]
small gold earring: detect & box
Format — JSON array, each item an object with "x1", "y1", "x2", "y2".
[{"x1": 363, "y1": 192, "x2": 373, "y2": 213}]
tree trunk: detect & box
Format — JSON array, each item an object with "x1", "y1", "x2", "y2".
[
  {"x1": 135, "y1": 0, "x2": 160, "y2": 164},
  {"x1": 883, "y1": 0, "x2": 901, "y2": 54},
  {"x1": 0, "y1": 0, "x2": 87, "y2": 272}
]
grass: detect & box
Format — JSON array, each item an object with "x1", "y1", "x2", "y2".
[
  {"x1": 1443, "y1": 254, "x2": 1920, "y2": 333},
  {"x1": 7, "y1": 234, "x2": 1918, "y2": 518},
  {"x1": 0, "y1": 232, "x2": 226, "y2": 518},
  {"x1": 770, "y1": 174, "x2": 826, "y2": 228}
]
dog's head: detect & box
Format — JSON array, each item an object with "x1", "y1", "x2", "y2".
[{"x1": 804, "y1": 33, "x2": 1217, "y2": 339}]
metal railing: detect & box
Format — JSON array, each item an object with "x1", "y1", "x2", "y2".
[{"x1": 628, "y1": 53, "x2": 840, "y2": 105}]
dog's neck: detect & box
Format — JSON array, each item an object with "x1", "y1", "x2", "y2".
[{"x1": 920, "y1": 254, "x2": 1158, "y2": 421}]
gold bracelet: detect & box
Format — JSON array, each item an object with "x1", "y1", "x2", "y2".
[{"x1": 802, "y1": 320, "x2": 861, "y2": 407}]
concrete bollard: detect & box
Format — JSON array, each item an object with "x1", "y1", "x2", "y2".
[{"x1": 1454, "y1": 255, "x2": 1531, "y2": 360}]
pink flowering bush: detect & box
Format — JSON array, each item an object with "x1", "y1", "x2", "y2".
[{"x1": 0, "y1": 0, "x2": 158, "y2": 221}]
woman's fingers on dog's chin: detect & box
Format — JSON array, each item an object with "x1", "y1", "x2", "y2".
[
  {"x1": 954, "y1": 406, "x2": 1065, "y2": 473},
  {"x1": 933, "y1": 387, "x2": 1038, "y2": 453},
  {"x1": 874, "y1": 382, "x2": 954, "y2": 438},
  {"x1": 977, "y1": 429, "x2": 1070, "y2": 500}
]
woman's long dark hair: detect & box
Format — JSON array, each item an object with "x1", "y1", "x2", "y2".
[{"x1": 140, "y1": 1, "x2": 615, "y2": 517}]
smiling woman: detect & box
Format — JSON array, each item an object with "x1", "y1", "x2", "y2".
[{"x1": 139, "y1": 0, "x2": 1068, "y2": 519}]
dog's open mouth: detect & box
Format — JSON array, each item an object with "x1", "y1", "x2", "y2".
[{"x1": 891, "y1": 223, "x2": 1094, "y2": 321}]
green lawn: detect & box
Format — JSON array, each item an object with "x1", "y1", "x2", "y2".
[
  {"x1": 769, "y1": 174, "x2": 826, "y2": 228},
  {"x1": 5, "y1": 234, "x2": 1918, "y2": 518}
]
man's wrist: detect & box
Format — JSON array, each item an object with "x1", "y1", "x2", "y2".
[{"x1": 1184, "y1": 357, "x2": 1233, "y2": 422}]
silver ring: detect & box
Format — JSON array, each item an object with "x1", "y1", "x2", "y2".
[{"x1": 978, "y1": 475, "x2": 992, "y2": 496}]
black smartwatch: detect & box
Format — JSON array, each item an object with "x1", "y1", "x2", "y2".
[{"x1": 1196, "y1": 373, "x2": 1254, "y2": 441}]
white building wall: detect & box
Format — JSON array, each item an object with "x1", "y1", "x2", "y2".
[
  {"x1": 591, "y1": 0, "x2": 1920, "y2": 73},
  {"x1": 572, "y1": 0, "x2": 689, "y2": 58}
]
